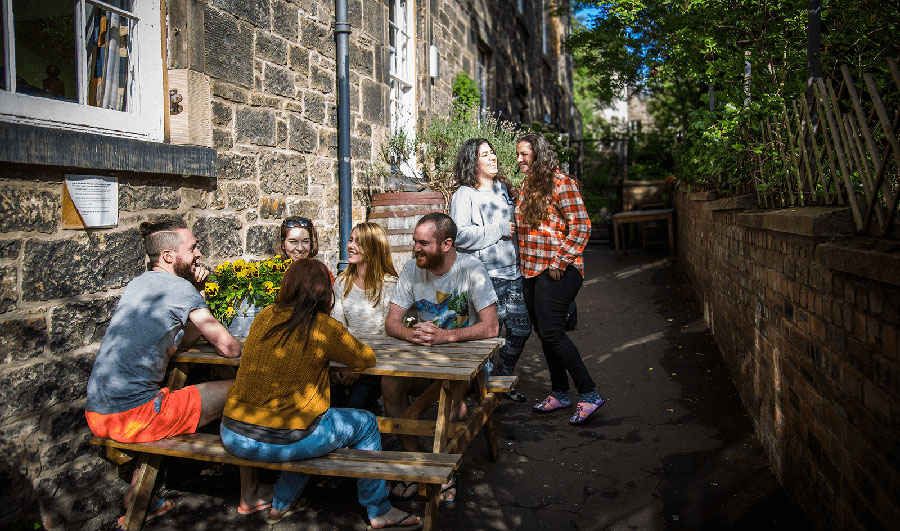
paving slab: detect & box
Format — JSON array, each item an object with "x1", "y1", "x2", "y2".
[{"x1": 139, "y1": 243, "x2": 811, "y2": 531}]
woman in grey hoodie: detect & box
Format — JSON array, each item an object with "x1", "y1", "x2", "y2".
[{"x1": 449, "y1": 138, "x2": 532, "y2": 402}]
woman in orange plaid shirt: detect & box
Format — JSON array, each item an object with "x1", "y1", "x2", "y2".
[{"x1": 515, "y1": 132, "x2": 605, "y2": 425}]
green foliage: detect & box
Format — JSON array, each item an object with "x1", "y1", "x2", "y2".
[
  {"x1": 571, "y1": 0, "x2": 900, "y2": 195},
  {"x1": 452, "y1": 71, "x2": 481, "y2": 110},
  {"x1": 368, "y1": 102, "x2": 523, "y2": 203},
  {"x1": 205, "y1": 257, "x2": 292, "y2": 325}
]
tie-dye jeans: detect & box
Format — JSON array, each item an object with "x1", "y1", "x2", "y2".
[{"x1": 491, "y1": 276, "x2": 532, "y2": 377}]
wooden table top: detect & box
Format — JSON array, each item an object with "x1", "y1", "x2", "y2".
[{"x1": 173, "y1": 334, "x2": 503, "y2": 381}]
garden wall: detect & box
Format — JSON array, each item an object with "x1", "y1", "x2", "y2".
[{"x1": 675, "y1": 189, "x2": 900, "y2": 530}]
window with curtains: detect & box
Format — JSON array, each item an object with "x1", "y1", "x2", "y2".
[
  {"x1": 476, "y1": 49, "x2": 488, "y2": 116},
  {"x1": 517, "y1": 0, "x2": 524, "y2": 13},
  {"x1": 0, "y1": 0, "x2": 164, "y2": 140}
]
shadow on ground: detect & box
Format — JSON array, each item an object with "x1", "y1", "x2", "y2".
[{"x1": 132, "y1": 242, "x2": 810, "y2": 531}]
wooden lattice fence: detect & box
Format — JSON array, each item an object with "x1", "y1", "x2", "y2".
[{"x1": 759, "y1": 58, "x2": 900, "y2": 238}]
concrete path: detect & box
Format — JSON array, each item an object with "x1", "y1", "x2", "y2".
[{"x1": 148, "y1": 243, "x2": 811, "y2": 530}]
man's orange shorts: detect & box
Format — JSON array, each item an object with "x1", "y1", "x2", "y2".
[{"x1": 85, "y1": 386, "x2": 202, "y2": 443}]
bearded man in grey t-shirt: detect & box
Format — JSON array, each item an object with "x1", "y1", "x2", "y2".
[
  {"x1": 383, "y1": 212, "x2": 499, "y2": 504},
  {"x1": 85, "y1": 220, "x2": 269, "y2": 524}
]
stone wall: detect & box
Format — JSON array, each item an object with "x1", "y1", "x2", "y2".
[
  {"x1": 0, "y1": 1, "x2": 576, "y2": 529},
  {"x1": 420, "y1": 0, "x2": 576, "y2": 133},
  {"x1": 675, "y1": 189, "x2": 900, "y2": 530}
]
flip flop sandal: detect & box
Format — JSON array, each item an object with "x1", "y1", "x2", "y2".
[
  {"x1": 503, "y1": 389, "x2": 527, "y2": 403},
  {"x1": 390, "y1": 480, "x2": 418, "y2": 500},
  {"x1": 263, "y1": 497, "x2": 309, "y2": 525},
  {"x1": 116, "y1": 498, "x2": 175, "y2": 529},
  {"x1": 237, "y1": 500, "x2": 272, "y2": 515},
  {"x1": 532, "y1": 395, "x2": 572, "y2": 413},
  {"x1": 568, "y1": 399, "x2": 606, "y2": 425},
  {"x1": 366, "y1": 510, "x2": 423, "y2": 531},
  {"x1": 439, "y1": 478, "x2": 457, "y2": 507}
]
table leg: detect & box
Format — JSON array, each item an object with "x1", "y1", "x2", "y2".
[
  {"x1": 473, "y1": 376, "x2": 498, "y2": 461},
  {"x1": 423, "y1": 483, "x2": 440, "y2": 531},
  {"x1": 613, "y1": 219, "x2": 622, "y2": 259},
  {"x1": 432, "y1": 381, "x2": 452, "y2": 453}
]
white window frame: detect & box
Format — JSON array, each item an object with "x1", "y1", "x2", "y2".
[
  {"x1": 0, "y1": 0, "x2": 164, "y2": 141},
  {"x1": 517, "y1": 0, "x2": 524, "y2": 13},
  {"x1": 388, "y1": 0, "x2": 416, "y2": 174}
]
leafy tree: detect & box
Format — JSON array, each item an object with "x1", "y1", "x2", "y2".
[{"x1": 570, "y1": 0, "x2": 900, "y2": 194}]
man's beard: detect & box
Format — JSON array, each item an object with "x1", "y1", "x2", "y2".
[
  {"x1": 173, "y1": 257, "x2": 195, "y2": 282},
  {"x1": 414, "y1": 249, "x2": 443, "y2": 270}
]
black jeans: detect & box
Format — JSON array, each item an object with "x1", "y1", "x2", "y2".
[{"x1": 523, "y1": 266, "x2": 596, "y2": 395}]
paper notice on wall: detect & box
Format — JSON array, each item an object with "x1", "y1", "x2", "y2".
[{"x1": 64, "y1": 175, "x2": 118, "y2": 228}]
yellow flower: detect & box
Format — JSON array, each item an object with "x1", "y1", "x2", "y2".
[
  {"x1": 215, "y1": 262, "x2": 230, "y2": 274},
  {"x1": 225, "y1": 307, "x2": 235, "y2": 317},
  {"x1": 205, "y1": 282, "x2": 219, "y2": 297},
  {"x1": 235, "y1": 270, "x2": 248, "y2": 279},
  {"x1": 263, "y1": 281, "x2": 276, "y2": 294}
]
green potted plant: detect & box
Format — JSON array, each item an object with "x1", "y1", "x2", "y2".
[{"x1": 204, "y1": 256, "x2": 292, "y2": 337}]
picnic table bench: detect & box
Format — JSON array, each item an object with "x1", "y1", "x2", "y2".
[{"x1": 92, "y1": 335, "x2": 515, "y2": 531}]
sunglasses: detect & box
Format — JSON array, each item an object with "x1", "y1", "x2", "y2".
[{"x1": 282, "y1": 217, "x2": 312, "y2": 229}]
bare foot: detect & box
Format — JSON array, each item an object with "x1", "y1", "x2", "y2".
[
  {"x1": 370, "y1": 507, "x2": 421, "y2": 529},
  {"x1": 238, "y1": 483, "x2": 272, "y2": 514},
  {"x1": 439, "y1": 480, "x2": 456, "y2": 504}
]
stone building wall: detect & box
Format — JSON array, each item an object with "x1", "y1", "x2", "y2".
[
  {"x1": 675, "y1": 190, "x2": 900, "y2": 530},
  {"x1": 0, "y1": 1, "x2": 576, "y2": 529},
  {"x1": 419, "y1": 0, "x2": 576, "y2": 133}
]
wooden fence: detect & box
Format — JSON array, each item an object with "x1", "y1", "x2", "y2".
[{"x1": 759, "y1": 58, "x2": 900, "y2": 237}]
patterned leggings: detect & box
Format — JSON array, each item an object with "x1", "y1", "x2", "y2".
[{"x1": 491, "y1": 277, "x2": 532, "y2": 377}]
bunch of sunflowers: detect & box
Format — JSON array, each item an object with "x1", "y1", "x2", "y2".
[{"x1": 205, "y1": 256, "x2": 292, "y2": 325}]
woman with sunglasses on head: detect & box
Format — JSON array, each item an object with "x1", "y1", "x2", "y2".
[
  {"x1": 277, "y1": 216, "x2": 319, "y2": 261},
  {"x1": 220, "y1": 259, "x2": 421, "y2": 529},
  {"x1": 515, "y1": 132, "x2": 604, "y2": 425},
  {"x1": 330, "y1": 222, "x2": 398, "y2": 412},
  {"x1": 277, "y1": 216, "x2": 334, "y2": 281},
  {"x1": 449, "y1": 138, "x2": 532, "y2": 403}
]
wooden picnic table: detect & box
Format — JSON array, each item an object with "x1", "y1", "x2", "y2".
[
  {"x1": 612, "y1": 207, "x2": 675, "y2": 258},
  {"x1": 172, "y1": 334, "x2": 505, "y2": 455},
  {"x1": 109, "y1": 334, "x2": 506, "y2": 531}
]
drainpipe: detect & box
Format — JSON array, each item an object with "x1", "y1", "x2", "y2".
[{"x1": 335, "y1": 0, "x2": 352, "y2": 272}]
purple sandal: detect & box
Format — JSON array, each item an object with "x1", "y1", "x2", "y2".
[
  {"x1": 568, "y1": 398, "x2": 606, "y2": 425},
  {"x1": 532, "y1": 395, "x2": 572, "y2": 413}
]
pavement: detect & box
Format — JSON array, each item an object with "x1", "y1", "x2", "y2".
[{"x1": 143, "y1": 242, "x2": 812, "y2": 531}]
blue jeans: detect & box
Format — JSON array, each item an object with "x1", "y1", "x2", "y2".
[
  {"x1": 220, "y1": 408, "x2": 392, "y2": 520},
  {"x1": 491, "y1": 276, "x2": 533, "y2": 377}
]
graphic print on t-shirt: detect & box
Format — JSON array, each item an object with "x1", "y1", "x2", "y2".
[{"x1": 415, "y1": 289, "x2": 471, "y2": 329}]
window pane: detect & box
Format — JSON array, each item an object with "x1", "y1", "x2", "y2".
[
  {"x1": 84, "y1": 1, "x2": 135, "y2": 111},
  {"x1": 13, "y1": 0, "x2": 77, "y2": 102},
  {"x1": 1, "y1": 7, "x2": 6, "y2": 91}
]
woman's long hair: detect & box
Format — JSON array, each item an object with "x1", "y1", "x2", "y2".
[
  {"x1": 264, "y1": 258, "x2": 333, "y2": 346},
  {"x1": 454, "y1": 138, "x2": 497, "y2": 189},
  {"x1": 336, "y1": 222, "x2": 398, "y2": 306},
  {"x1": 517, "y1": 132, "x2": 559, "y2": 225}
]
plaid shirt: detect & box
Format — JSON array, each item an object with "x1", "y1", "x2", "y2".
[{"x1": 516, "y1": 171, "x2": 591, "y2": 278}]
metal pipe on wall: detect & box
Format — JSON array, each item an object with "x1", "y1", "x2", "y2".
[{"x1": 335, "y1": 0, "x2": 352, "y2": 272}]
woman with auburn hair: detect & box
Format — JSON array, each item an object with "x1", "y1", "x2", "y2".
[
  {"x1": 450, "y1": 138, "x2": 531, "y2": 403},
  {"x1": 220, "y1": 259, "x2": 421, "y2": 529},
  {"x1": 330, "y1": 222, "x2": 399, "y2": 411},
  {"x1": 515, "y1": 131, "x2": 604, "y2": 425}
]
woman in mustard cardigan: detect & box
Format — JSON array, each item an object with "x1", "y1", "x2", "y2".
[{"x1": 220, "y1": 259, "x2": 421, "y2": 529}]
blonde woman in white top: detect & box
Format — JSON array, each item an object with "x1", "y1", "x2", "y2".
[{"x1": 331, "y1": 222, "x2": 398, "y2": 411}]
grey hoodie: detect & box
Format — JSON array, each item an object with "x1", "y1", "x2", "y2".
[{"x1": 449, "y1": 182, "x2": 520, "y2": 280}]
